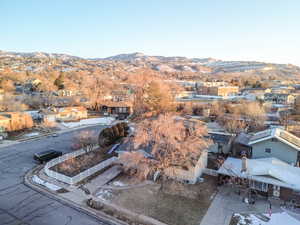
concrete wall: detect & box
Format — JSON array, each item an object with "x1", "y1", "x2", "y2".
[
  {"x1": 44, "y1": 149, "x2": 117, "y2": 185},
  {"x1": 251, "y1": 139, "x2": 298, "y2": 165}
]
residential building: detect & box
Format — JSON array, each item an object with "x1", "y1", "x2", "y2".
[
  {"x1": 264, "y1": 93, "x2": 295, "y2": 105},
  {"x1": 0, "y1": 115, "x2": 11, "y2": 131},
  {"x1": 56, "y1": 106, "x2": 88, "y2": 122},
  {"x1": 57, "y1": 89, "x2": 79, "y2": 97},
  {"x1": 0, "y1": 89, "x2": 4, "y2": 101},
  {"x1": 241, "y1": 88, "x2": 267, "y2": 100},
  {"x1": 0, "y1": 112, "x2": 33, "y2": 132},
  {"x1": 200, "y1": 85, "x2": 239, "y2": 97},
  {"x1": 208, "y1": 131, "x2": 235, "y2": 154},
  {"x1": 232, "y1": 128, "x2": 300, "y2": 166},
  {"x1": 217, "y1": 157, "x2": 300, "y2": 201},
  {"x1": 100, "y1": 101, "x2": 133, "y2": 120},
  {"x1": 164, "y1": 150, "x2": 208, "y2": 184}
]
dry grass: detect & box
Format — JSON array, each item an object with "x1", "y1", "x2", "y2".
[{"x1": 110, "y1": 175, "x2": 217, "y2": 225}]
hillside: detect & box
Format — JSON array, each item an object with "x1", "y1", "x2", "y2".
[{"x1": 1, "y1": 50, "x2": 300, "y2": 81}]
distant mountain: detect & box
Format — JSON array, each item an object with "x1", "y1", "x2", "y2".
[
  {"x1": 0, "y1": 50, "x2": 300, "y2": 79},
  {"x1": 0, "y1": 50, "x2": 81, "y2": 61}
]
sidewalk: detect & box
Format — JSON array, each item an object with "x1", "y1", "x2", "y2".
[
  {"x1": 200, "y1": 186, "x2": 283, "y2": 225},
  {"x1": 25, "y1": 163, "x2": 166, "y2": 225},
  {"x1": 24, "y1": 165, "x2": 127, "y2": 225}
]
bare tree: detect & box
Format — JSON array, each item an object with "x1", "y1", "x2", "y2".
[
  {"x1": 82, "y1": 74, "x2": 116, "y2": 111},
  {"x1": 119, "y1": 113, "x2": 211, "y2": 179},
  {"x1": 74, "y1": 130, "x2": 98, "y2": 153}
]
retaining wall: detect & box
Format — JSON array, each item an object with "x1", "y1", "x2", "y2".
[{"x1": 44, "y1": 149, "x2": 117, "y2": 185}]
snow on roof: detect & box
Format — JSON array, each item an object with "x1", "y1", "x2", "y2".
[
  {"x1": 248, "y1": 128, "x2": 300, "y2": 151},
  {"x1": 234, "y1": 212, "x2": 300, "y2": 225},
  {"x1": 218, "y1": 157, "x2": 300, "y2": 190}
]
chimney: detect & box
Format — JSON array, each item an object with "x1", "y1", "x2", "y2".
[{"x1": 241, "y1": 156, "x2": 248, "y2": 173}]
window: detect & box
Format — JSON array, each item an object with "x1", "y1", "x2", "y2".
[
  {"x1": 265, "y1": 148, "x2": 271, "y2": 153},
  {"x1": 271, "y1": 138, "x2": 278, "y2": 142},
  {"x1": 249, "y1": 180, "x2": 268, "y2": 192}
]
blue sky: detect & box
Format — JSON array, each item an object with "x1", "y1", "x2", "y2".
[{"x1": 1, "y1": 0, "x2": 300, "y2": 65}]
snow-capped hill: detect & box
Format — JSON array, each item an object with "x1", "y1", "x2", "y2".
[
  {"x1": 0, "y1": 50, "x2": 299, "y2": 79},
  {"x1": 0, "y1": 50, "x2": 81, "y2": 61},
  {"x1": 103, "y1": 52, "x2": 148, "y2": 61}
]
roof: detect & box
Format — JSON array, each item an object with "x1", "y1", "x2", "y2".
[
  {"x1": 0, "y1": 115, "x2": 10, "y2": 121},
  {"x1": 209, "y1": 131, "x2": 234, "y2": 144},
  {"x1": 248, "y1": 128, "x2": 300, "y2": 151},
  {"x1": 218, "y1": 157, "x2": 300, "y2": 190},
  {"x1": 58, "y1": 106, "x2": 87, "y2": 113},
  {"x1": 234, "y1": 132, "x2": 251, "y2": 146},
  {"x1": 102, "y1": 101, "x2": 133, "y2": 108}
]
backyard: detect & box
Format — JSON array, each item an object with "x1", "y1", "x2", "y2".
[{"x1": 102, "y1": 175, "x2": 218, "y2": 225}]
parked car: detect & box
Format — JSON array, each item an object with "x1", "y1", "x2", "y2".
[{"x1": 33, "y1": 150, "x2": 62, "y2": 163}]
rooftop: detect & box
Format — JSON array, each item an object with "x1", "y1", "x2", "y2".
[
  {"x1": 218, "y1": 157, "x2": 300, "y2": 190},
  {"x1": 248, "y1": 128, "x2": 300, "y2": 150}
]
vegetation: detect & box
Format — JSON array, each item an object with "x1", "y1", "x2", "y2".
[
  {"x1": 98, "y1": 122, "x2": 129, "y2": 148},
  {"x1": 119, "y1": 113, "x2": 211, "y2": 179}
]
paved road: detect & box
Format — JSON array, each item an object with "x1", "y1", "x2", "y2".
[{"x1": 0, "y1": 125, "x2": 117, "y2": 225}]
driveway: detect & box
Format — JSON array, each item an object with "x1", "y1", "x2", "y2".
[
  {"x1": 0, "y1": 125, "x2": 120, "y2": 225},
  {"x1": 200, "y1": 186, "x2": 282, "y2": 225}
]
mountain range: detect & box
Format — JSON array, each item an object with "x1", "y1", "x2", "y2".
[{"x1": 1, "y1": 50, "x2": 300, "y2": 80}]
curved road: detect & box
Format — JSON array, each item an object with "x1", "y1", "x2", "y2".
[{"x1": 0, "y1": 125, "x2": 118, "y2": 225}]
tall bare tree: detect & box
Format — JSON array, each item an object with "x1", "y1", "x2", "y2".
[{"x1": 120, "y1": 113, "x2": 211, "y2": 179}]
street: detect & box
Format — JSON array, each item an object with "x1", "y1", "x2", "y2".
[{"x1": 0, "y1": 125, "x2": 118, "y2": 225}]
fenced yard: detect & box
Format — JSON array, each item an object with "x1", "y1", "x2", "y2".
[
  {"x1": 50, "y1": 150, "x2": 111, "y2": 177},
  {"x1": 44, "y1": 148, "x2": 117, "y2": 185}
]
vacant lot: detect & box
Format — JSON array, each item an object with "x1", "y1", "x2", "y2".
[{"x1": 110, "y1": 175, "x2": 217, "y2": 225}]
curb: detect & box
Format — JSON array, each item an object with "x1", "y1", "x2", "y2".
[{"x1": 23, "y1": 166, "x2": 127, "y2": 225}]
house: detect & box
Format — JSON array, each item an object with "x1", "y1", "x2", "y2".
[
  {"x1": 100, "y1": 101, "x2": 133, "y2": 120},
  {"x1": 208, "y1": 131, "x2": 235, "y2": 154},
  {"x1": 164, "y1": 150, "x2": 208, "y2": 184},
  {"x1": 232, "y1": 128, "x2": 300, "y2": 166},
  {"x1": 56, "y1": 106, "x2": 88, "y2": 122},
  {"x1": 0, "y1": 115, "x2": 11, "y2": 131},
  {"x1": 57, "y1": 90, "x2": 78, "y2": 97},
  {"x1": 241, "y1": 88, "x2": 267, "y2": 101},
  {"x1": 264, "y1": 93, "x2": 295, "y2": 105},
  {"x1": 0, "y1": 112, "x2": 33, "y2": 132},
  {"x1": 0, "y1": 89, "x2": 4, "y2": 101},
  {"x1": 200, "y1": 85, "x2": 239, "y2": 97},
  {"x1": 217, "y1": 157, "x2": 300, "y2": 201},
  {"x1": 174, "y1": 90, "x2": 197, "y2": 99}
]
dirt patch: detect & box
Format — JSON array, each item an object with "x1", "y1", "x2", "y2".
[
  {"x1": 50, "y1": 149, "x2": 111, "y2": 177},
  {"x1": 110, "y1": 175, "x2": 218, "y2": 225}
]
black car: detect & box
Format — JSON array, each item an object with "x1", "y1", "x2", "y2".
[{"x1": 33, "y1": 150, "x2": 62, "y2": 163}]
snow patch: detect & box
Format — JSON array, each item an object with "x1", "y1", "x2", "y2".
[
  {"x1": 112, "y1": 181, "x2": 126, "y2": 187},
  {"x1": 96, "y1": 189, "x2": 113, "y2": 201},
  {"x1": 234, "y1": 212, "x2": 300, "y2": 225},
  {"x1": 32, "y1": 175, "x2": 61, "y2": 191},
  {"x1": 61, "y1": 117, "x2": 115, "y2": 128},
  {"x1": 23, "y1": 132, "x2": 40, "y2": 137}
]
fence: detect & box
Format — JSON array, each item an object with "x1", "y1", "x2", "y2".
[
  {"x1": 203, "y1": 168, "x2": 219, "y2": 177},
  {"x1": 44, "y1": 149, "x2": 117, "y2": 185}
]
